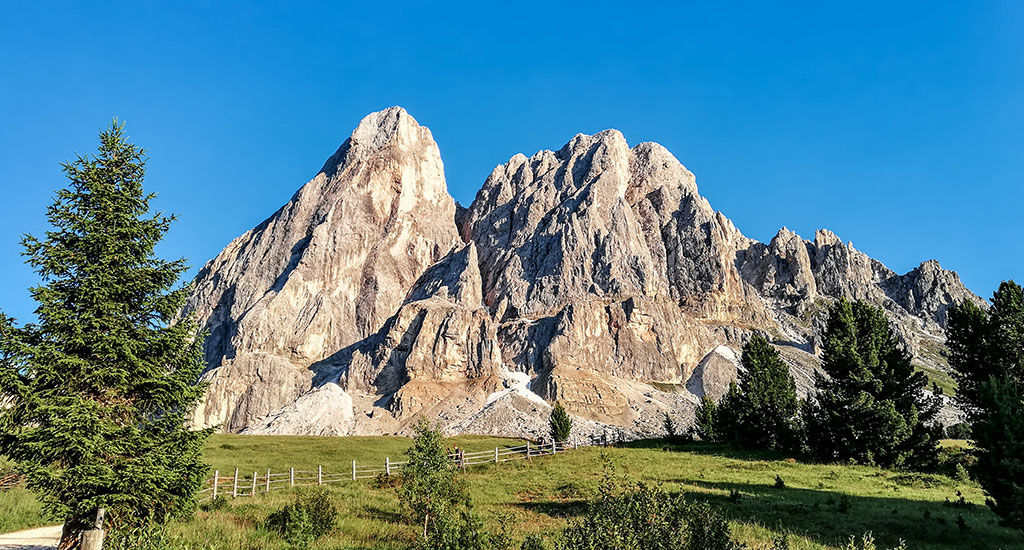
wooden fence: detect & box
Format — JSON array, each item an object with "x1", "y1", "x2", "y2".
[
  {"x1": 0, "y1": 473, "x2": 21, "y2": 491},
  {"x1": 198, "y1": 439, "x2": 578, "y2": 501}
]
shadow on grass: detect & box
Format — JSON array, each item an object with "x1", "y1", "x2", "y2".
[
  {"x1": 513, "y1": 499, "x2": 587, "y2": 518},
  {"x1": 671, "y1": 479, "x2": 1021, "y2": 550},
  {"x1": 614, "y1": 438, "x2": 796, "y2": 462}
]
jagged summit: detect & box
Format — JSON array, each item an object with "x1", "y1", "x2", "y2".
[
  {"x1": 183, "y1": 106, "x2": 461, "y2": 431},
  {"x1": 186, "y1": 108, "x2": 982, "y2": 437}
]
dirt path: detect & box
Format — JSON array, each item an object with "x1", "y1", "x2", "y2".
[{"x1": 0, "y1": 525, "x2": 61, "y2": 550}]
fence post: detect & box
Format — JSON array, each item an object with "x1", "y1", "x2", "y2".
[
  {"x1": 318, "y1": 465, "x2": 322, "y2": 485},
  {"x1": 495, "y1": 447, "x2": 499, "y2": 463},
  {"x1": 251, "y1": 472, "x2": 257, "y2": 497},
  {"x1": 352, "y1": 460, "x2": 356, "y2": 480},
  {"x1": 574, "y1": 440, "x2": 578, "y2": 450},
  {"x1": 526, "y1": 441, "x2": 531, "y2": 460},
  {"x1": 552, "y1": 440, "x2": 556, "y2": 455},
  {"x1": 386, "y1": 457, "x2": 390, "y2": 476},
  {"x1": 290, "y1": 467, "x2": 294, "y2": 487},
  {"x1": 266, "y1": 469, "x2": 271, "y2": 493},
  {"x1": 232, "y1": 468, "x2": 238, "y2": 498},
  {"x1": 212, "y1": 470, "x2": 219, "y2": 499}
]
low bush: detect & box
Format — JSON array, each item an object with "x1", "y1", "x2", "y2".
[
  {"x1": 944, "y1": 422, "x2": 972, "y2": 440},
  {"x1": 266, "y1": 487, "x2": 337, "y2": 548},
  {"x1": 555, "y1": 459, "x2": 742, "y2": 550},
  {"x1": 774, "y1": 474, "x2": 786, "y2": 489}
]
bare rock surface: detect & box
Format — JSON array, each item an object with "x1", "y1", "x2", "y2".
[
  {"x1": 183, "y1": 107, "x2": 461, "y2": 430},
  {"x1": 186, "y1": 107, "x2": 980, "y2": 437}
]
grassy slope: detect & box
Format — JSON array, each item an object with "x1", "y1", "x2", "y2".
[{"x1": 3, "y1": 435, "x2": 1022, "y2": 549}]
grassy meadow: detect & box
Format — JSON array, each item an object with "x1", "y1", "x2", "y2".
[{"x1": 2, "y1": 435, "x2": 1022, "y2": 549}]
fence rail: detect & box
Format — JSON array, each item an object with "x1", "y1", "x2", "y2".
[
  {"x1": 0, "y1": 473, "x2": 22, "y2": 491},
  {"x1": 200, "y1": 438, "x2": 581, "y2": 501}
]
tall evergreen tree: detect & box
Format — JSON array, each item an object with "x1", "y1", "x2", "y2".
[
  {"x1": 947, "y1": 281, "x2": 1024, "y2": 531},
  {"x1": 549, "y1": 402, "x2": 573, "y2": 442},
  {"x1": 0, "y1": 122, "x2": 209, "y2": 543},
  {"x1": 693, "y1": 395, "x2": 718, "y2": 442},
  {"x1": 803, "y1": 299, "x2": 941, "y2": 469},
  {"x1": 716, "y1": 334, "x2": 800, "y2": 451}
]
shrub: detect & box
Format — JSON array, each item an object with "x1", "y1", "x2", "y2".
[
  {"x1": 200, "y1": 495, "x2": 229, "y2": 512},
  {"x1": 774, "y1": 474, "x2": 786, "y2": 489},
  {"x1": 266, "y1": 487, "x2": 337, "y2": 548},
  {"x1": 521, "y1": 534, "x2": 546, "y2": 550},
  {"x1": 374, "y1": 471, "x2": 402, "y2": 489},
  {"x1": 267, "y1": 501, "x2": 314, "y2": 548},
  {"x1": 944, "y1": 422, "x2": 972, "y2": 440},
  {"x1": 556, "y1": 459, "x2": 742, "y2": 550}
]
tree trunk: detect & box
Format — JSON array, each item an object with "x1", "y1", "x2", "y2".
[{"x1": 59, "y1": 520, "x2": 79, "y2": 550}]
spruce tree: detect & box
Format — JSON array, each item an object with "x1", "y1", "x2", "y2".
[
  {"x1": 694, "y1": 395, "x2": 718, "y2": 442},
  {"x1": 0, "y1": 122, "x2": 209, "y2": 542},
  {"x1": 803, "y1": 299, "x2": 941, "y2": 468},
  {"x1": 717, "y1": 334, "x2": 800, "y2": 451},
  {"x1": 947, "y1": 281, "x2": 1024, "y2": 531},
  {"x1": 549, "y1": 402, "x2": 573, "y2": 442}
]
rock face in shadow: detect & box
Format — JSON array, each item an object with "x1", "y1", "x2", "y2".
[{"x1": 185, "y1": 107, "x2": 982, "y2": 438}]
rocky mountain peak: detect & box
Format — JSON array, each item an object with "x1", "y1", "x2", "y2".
[
  {"x1": 186, "y1": 108, "x2": 983, "y2": 439},
  {"x1": 183, "y1": 106, "x2": 461, "y2": 431}
]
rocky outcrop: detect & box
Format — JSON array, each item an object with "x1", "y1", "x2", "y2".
[
  {"x1": 186, "y1": 107, "x2": 982, "y2": 437},
  {"x1": 183, "y1": 107, "x2": 462, "y2": 430},
  {"x1": 685, "y1": 345, "x2": 741, "y2": 401},
  {"x1": 344, "y1": 242, "x2": 501, "y2": 397}
]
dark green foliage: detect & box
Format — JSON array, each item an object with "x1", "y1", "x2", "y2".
[
  {"x1": 944, "y1": 422, "x2": 972, "y2": 440},
  {"x1": 418, "y1": 500, "x2": 492, "y2": 550},
  {"x1": 802, "y1": 299, "x2": 942, "y2": 469},
  {"x1": 0, "y1": 122, "x2": 209, "y2": 538},
  {"x1": 969, "y1": 378, "x2": 1024, "y2": 530},
  {"x1": 266, "y1": 487, "x2": 338, "y2": 548},
  {"x1": 715, "y1": 334, "x2": 801, "y2": 451},
  {"x1": 662, "y1": 412, "x2": 677, "y2": 438},
  {"x1": 948, "y1": 282, "x2": 1024, "y2": 412},
  {"x1": 520, "y1": 534, "x2": 546, "y2": 550},
  {"x1": 947, "y1": 281, "x2": 1024, "y2": 531},
  {"x1": 714, "y1": 383, "x2": 742, "y2": 444},
  {"x1": 555, "y1": 459, "x2": 742, "y2": 550},
  {"x1": 694, "y1": 395, "x2": 718, "y2": 442},
  {"x1": 549, "y1": 402, "x2": 572, "y2": 442}
]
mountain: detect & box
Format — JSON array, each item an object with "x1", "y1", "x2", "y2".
[{"x1": 183, "y1": 107, "x2": 983, "y2": 438}]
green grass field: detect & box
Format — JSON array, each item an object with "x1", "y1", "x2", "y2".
[{"x1": 2, "y1": 435, "x2": 1022, "y2": 549}]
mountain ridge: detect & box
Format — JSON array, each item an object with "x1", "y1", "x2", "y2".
[{"x1": 183, "y1": 106, "x2": 981, "y2": 438}]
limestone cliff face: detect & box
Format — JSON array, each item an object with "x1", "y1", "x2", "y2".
[
  {"x1": 183, "y1": 107, "x2": 462, "y2": 431},
  {"x1": 187, "y1": 107, "x2": 981, "y2": 438}
]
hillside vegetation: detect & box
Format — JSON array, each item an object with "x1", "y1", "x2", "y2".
[{"x1": 3, "y1": 435, "x2": 1022, "y2": 549}]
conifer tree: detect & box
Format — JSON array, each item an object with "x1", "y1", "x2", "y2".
[
  {"x1": 716, "y1": 334, "x2": 800, "y2": 451},
  {"x1": 694, "y1": 395, "x2": 718, "y2": 442},
  {"x1": 549, "y1": 402, "x2": 573, "y2": 442},
  {"x1": 947, "y1": 281, "x2": 1024, "y2": 531},
  {"x1": 0, "y1": 122, "x2": 209, "y2": 543},
  {"x1": 803, "y1": 299, "x2": 941, "y2": 469}
]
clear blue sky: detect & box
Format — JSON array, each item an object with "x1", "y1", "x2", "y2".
[{"x1": 1, "y1": 1, "x2": 1021, "y2": 322}]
